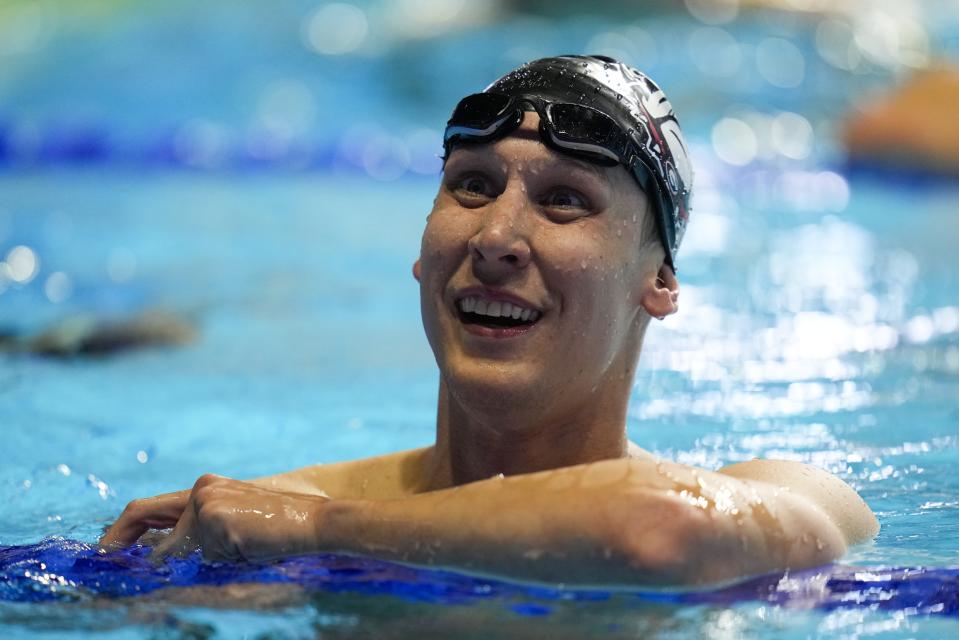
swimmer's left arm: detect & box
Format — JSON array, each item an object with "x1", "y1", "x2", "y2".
[
  {"x1": 149, "y1": 458, "x2": 866, "y2": 586},
  {"x1": 314, "y1": 459, "x2": 858, "y2": 585}
]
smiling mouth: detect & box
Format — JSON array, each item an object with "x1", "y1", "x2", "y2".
[{"x1": 456, "y1": 296, "x2": 541, "y2": 330}]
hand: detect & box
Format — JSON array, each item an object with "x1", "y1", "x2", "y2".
[
  {"x1": 149, "y1": 474, "x2": 329, "y2": 562},
  {"x1": 99, "y1": 489, "x2": 190, "y2": 550}
]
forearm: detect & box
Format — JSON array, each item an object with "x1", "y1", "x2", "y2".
[
  {"x1": 315, "y1": 458, "x2": 846, "y2": 586},
  {"x1": 318, "y1": 472, "x2": 645, "y2": 583}
]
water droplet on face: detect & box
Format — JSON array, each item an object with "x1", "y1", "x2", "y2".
[{"x1": 580, "y1": 260, "x2": 587, "y2": 270}]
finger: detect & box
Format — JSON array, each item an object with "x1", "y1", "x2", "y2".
[
  {"x1": 100, "y1": 491, "x2": 188, "y2": 548},
  {"x1": 150, "y1": 499, "x2": 200, "y2": 560},
  {"x1": 99, "y1": 490, "x2": 190, "y2": 549}
]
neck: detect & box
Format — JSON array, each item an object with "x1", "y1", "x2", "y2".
[
  {"x1": 419, "y1": 314, "x2": 652, "y2": 490},
  {"x1": 424, "y1": 371, "x2": 634, "y2": 489}
]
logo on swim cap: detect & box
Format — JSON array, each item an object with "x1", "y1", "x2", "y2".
[{"x1": 485, "y1": 55, "x2": 693, "y2": 268}]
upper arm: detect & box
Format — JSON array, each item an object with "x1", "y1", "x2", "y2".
[
  {"x1": 717, "y1": 459, "x2": 879, "y2": 545},
  {"x1": 606, "y1": 459, "x2": 853, "y2": 584}
]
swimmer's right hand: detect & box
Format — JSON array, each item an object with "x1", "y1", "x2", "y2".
[{"x1": 98, "y1": 490, "x2": 190, "y2": 550}]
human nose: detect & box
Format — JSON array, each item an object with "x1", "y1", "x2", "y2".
[{"x1": 467, "y1": 188, "x2": 532, "y2": 278}]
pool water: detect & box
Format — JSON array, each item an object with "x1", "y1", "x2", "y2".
[
  {"x1": 3, "y1": 2, "x2": 959, "y2": 637},
  {"x1": 2, "y1": 166, "x2": 957, "y2": 638}
]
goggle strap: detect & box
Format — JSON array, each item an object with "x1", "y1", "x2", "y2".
[{"x1": 545, "y1": 128, "x2": 620, "y2": 162}]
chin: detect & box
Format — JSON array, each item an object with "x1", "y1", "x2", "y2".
[{"x1": 441, "y1": 355, "x2": 546, "y2": 413}]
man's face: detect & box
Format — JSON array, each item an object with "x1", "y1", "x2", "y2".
[{"x1": 416, "y1": 113, "x2": 665, "y2": 416}]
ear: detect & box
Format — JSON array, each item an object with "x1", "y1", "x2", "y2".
[
  {"x1": 640, "y1": 264, "x2": 679, "y2": 320},
  {"x1": 412, "y1": 259, "x2": 422, "y2": 282}
]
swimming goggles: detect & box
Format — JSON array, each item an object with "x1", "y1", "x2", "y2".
[{"x1": 443, "y1": 92, "x2": 657, "y2": 196}]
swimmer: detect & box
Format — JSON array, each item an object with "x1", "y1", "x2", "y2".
[{"x1": 100, "y1": 56, "x2": 878, "y2": 586}]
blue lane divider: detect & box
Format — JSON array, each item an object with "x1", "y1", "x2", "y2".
[
  {"x1": 1, "y1": 537, "x2": 956, "y2": 616},
  {"x1": 0, "y1": 120, "x2": 446, "y2": 177}
]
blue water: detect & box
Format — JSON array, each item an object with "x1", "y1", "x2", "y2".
[
  {"x1": 2, "y1": 168, "x2": 957, "y2": 638},
  {"x1": 3, "y1": 2, "x2": 959, "y2": 638},
  {"x1": 2, "y1": 538, "x2": 957, "y2": 622}
]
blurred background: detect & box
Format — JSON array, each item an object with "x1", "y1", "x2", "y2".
[
  {"x1": 2, "y1": 0, "x2": 959, "y2": 575},
  {"x1": 2, "y1": 0, "x2": 958, "y2": 176}
]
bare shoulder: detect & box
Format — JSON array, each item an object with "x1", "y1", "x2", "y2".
[
  {"x1": 626, "y1": 441, "x2": 658, "y2": 462},
  {"x1": 255, "y1": 447, "x2": 434, "y2": 500},
  {"x1": 717, "y1": 459, "x2": 879, "y2": 544}
]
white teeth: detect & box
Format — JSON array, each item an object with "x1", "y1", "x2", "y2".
[{"x1": 458, "y1": 296, "x2": 541, "y2": 323}]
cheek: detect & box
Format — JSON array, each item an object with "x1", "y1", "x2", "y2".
[
  {"x1": 541, "y1": 225, "x2": 635, "y2": 295},
  {"x1": 541, "y1": 226, "x2": 639, "y2": 345},
  {"x1": 539, "y1": 224, "x2": 602, "y2": 275},
  {"x1": 420, "y1": 207, "x2": 471, "y2": 278}
]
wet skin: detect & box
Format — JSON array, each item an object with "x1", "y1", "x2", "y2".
[{"x1": 100, "y1": 114, "x2": 878, "y2": 586}]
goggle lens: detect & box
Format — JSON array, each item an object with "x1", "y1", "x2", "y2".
[
  {"x1": 449, "y1": 93, "x2": 513, "y2": 128},
  {"x1": 547, "y1": 103, "x2": 617, "y2": 145}
]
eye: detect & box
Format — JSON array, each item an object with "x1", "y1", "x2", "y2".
[
  {"x1": 540, "y1": 188, "x2": 593, "y2": 221},
  {"x1": 459, "y1": 176, "x2": 490, "y2": 195},
  {"x1": 446, "y1": 172, "x2": 497, "y2": 205},
  {"x1": 542, "y1": 189, "x2": 588, "y2": 209}
]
